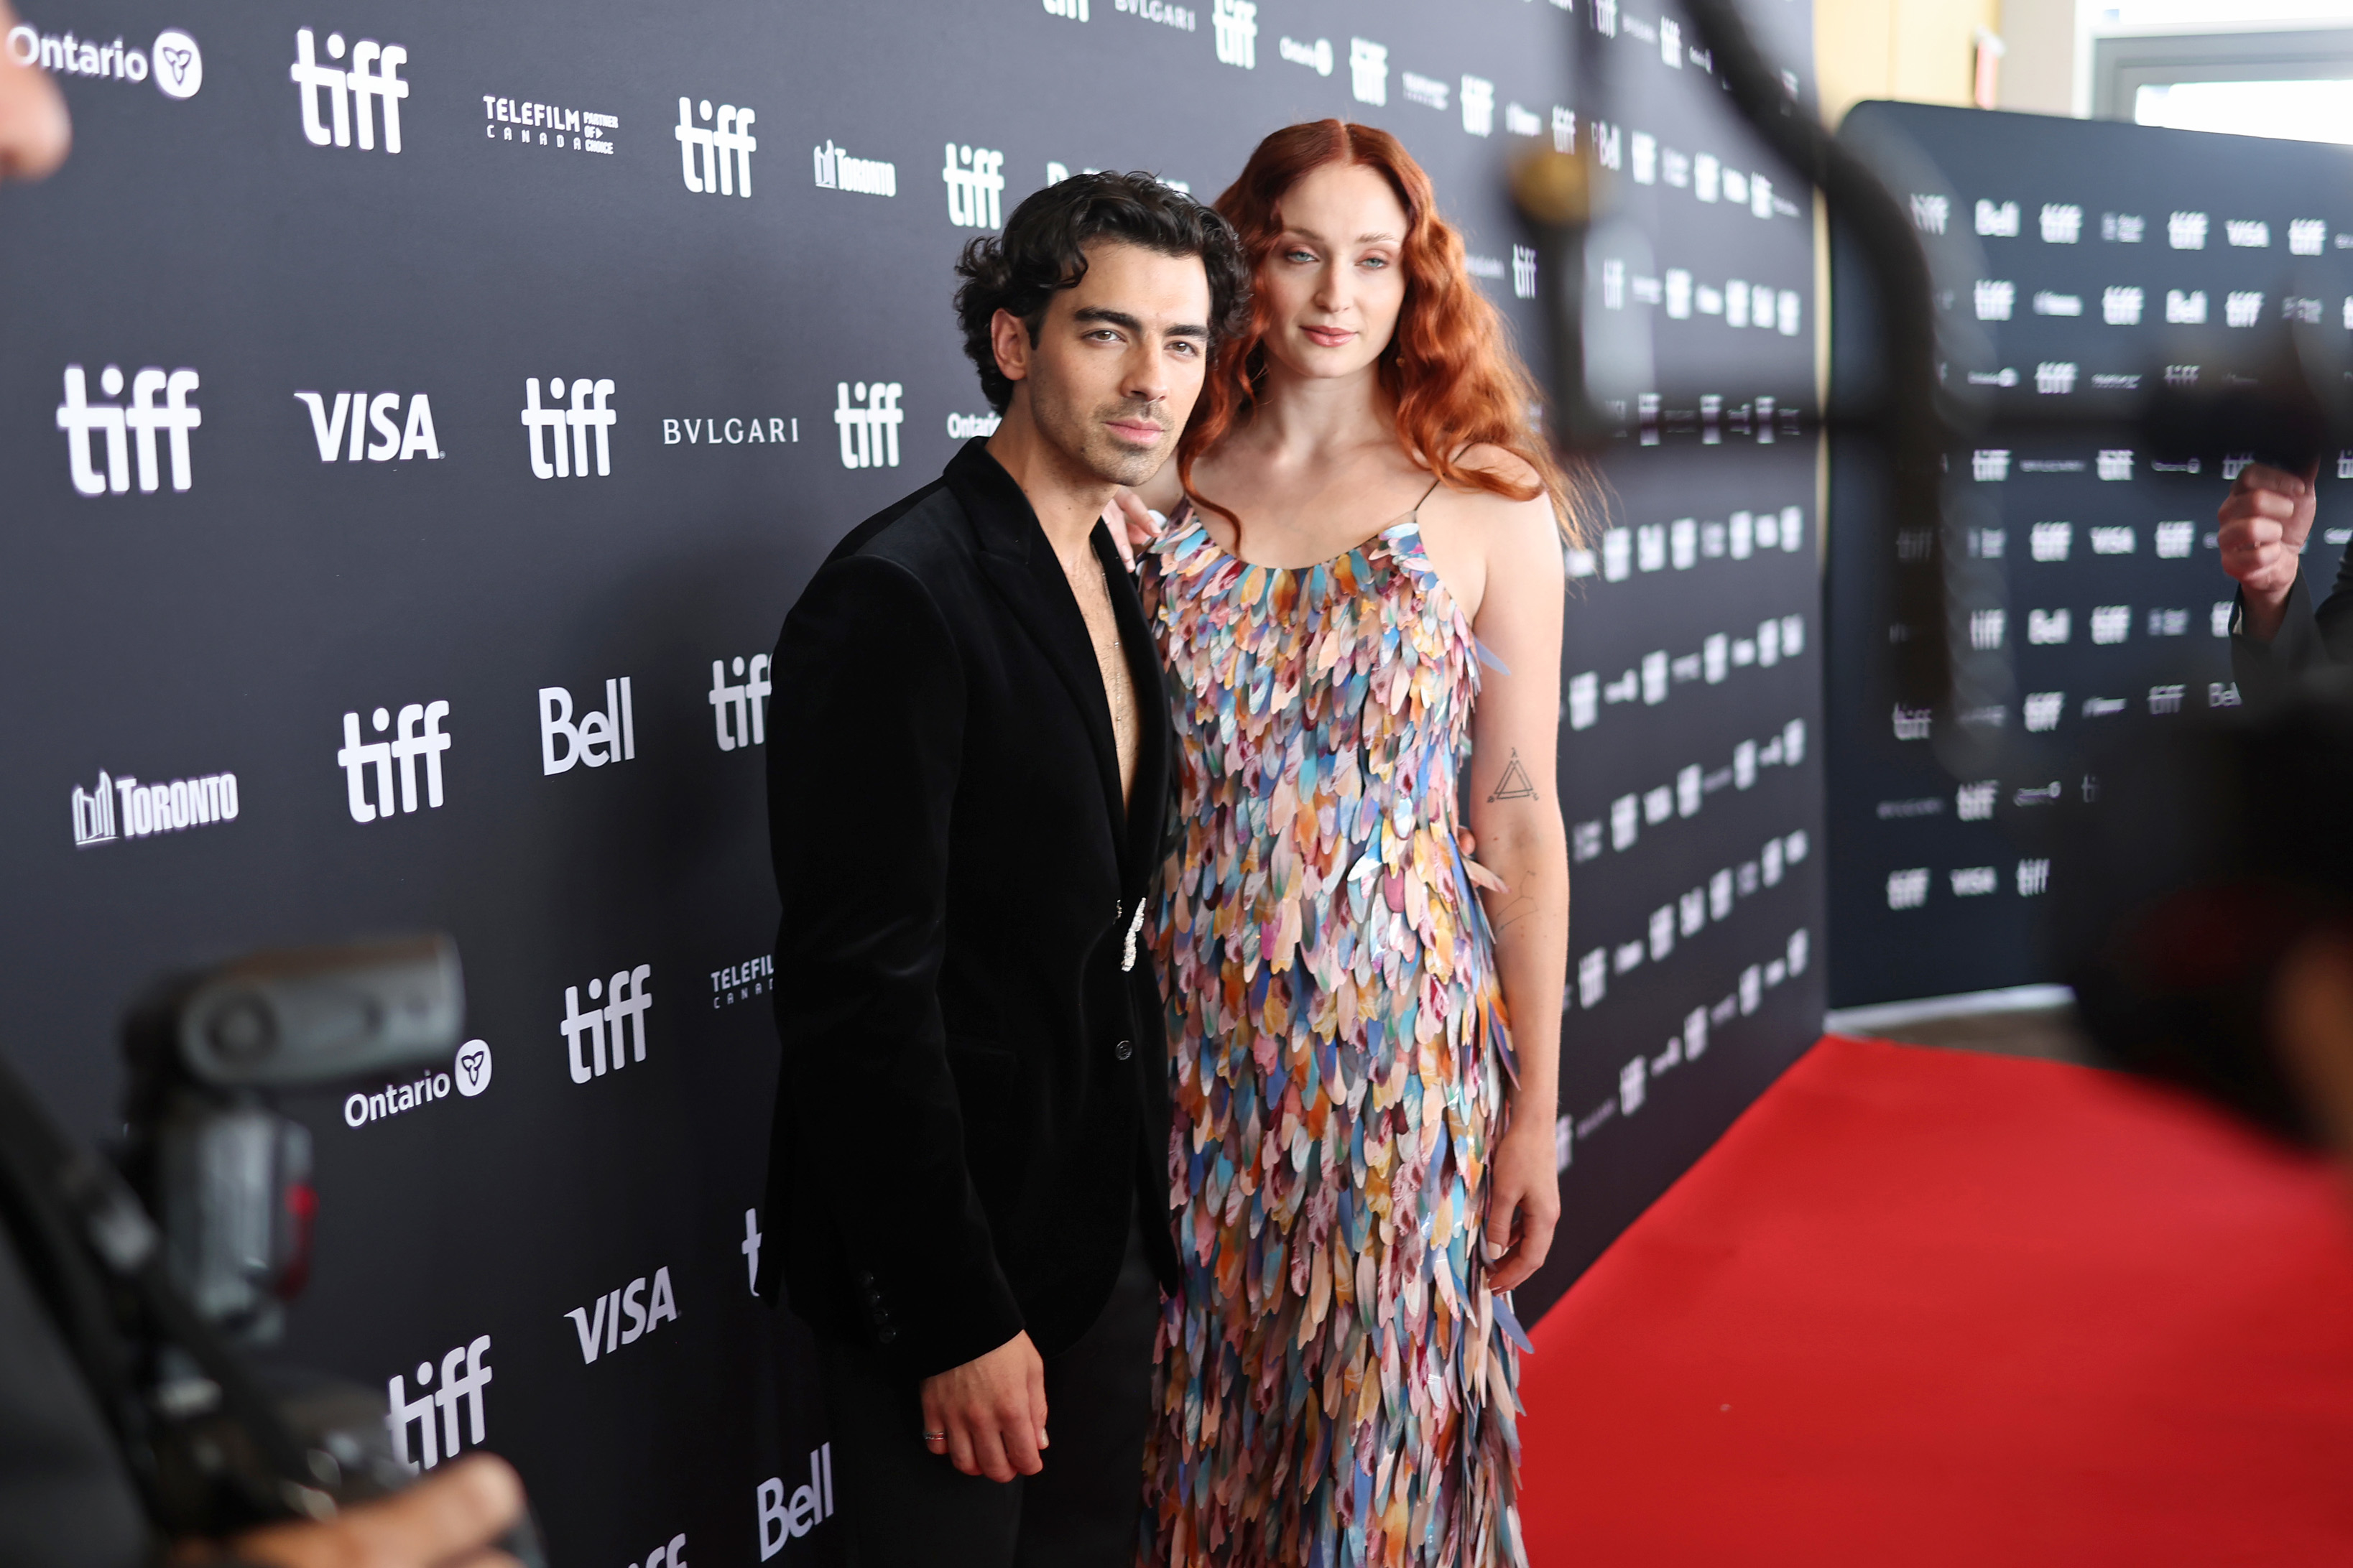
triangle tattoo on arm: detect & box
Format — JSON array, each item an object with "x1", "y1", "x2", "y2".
[{"x1": 1487, "y1": 749, "x2": 1537, "y2": 802}]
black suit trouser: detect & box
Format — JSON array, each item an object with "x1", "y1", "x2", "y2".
[{"x1": 814, "y1": 1216, "x2": 1159, "y2": 1568}]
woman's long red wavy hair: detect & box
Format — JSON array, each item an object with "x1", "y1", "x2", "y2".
[{"x1": 1179, "y1": 119, "x2": 1589, "y2": 546}]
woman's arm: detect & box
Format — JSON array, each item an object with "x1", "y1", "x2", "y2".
[{"x1": 1459, "y1": 482, "x2": 1569, "y2": 1295}]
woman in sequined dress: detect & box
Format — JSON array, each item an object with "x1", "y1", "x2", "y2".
[{"x1": 1116, "y1": 121, "x2": 1582, "y2": 1567}]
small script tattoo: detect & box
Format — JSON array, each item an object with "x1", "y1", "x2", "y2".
[{"x1": 1487, "y1": 749, "x2": 1537, "y2": 803}]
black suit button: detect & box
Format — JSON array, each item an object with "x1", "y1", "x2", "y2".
[
  {"x1": 877, "y1": 1326, "x2": 897, "y2": 1345},
  {"x1": 1114, "y1": 1038, "x2": 1134, "y2": 1061}
]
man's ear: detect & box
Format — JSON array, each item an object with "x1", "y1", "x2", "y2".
[{"x1": 990, "y1": 307, "x2": 1030, "y2": 389}]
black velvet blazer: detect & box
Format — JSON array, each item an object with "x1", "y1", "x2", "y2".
[{"x1": 760, "y1": 438, "x2": 1178, "y2": 1381}]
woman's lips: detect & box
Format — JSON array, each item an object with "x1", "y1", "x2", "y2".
[{"x1": 1302, "y1": 325, "x2": 1356, "y2": 347}]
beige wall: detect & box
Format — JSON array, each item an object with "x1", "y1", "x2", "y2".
[
  {"x1": 1817, "y1": 0, "x2": 1999, "y2": 129},
  {"x1": 1994, "y1": 0, "x2": 2076, "y2": 117}
]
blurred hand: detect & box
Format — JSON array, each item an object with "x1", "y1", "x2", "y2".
[
  {"x1": 920, "y1": 1330, "x2": 1048, "y2": 1483},
  {"x1": 1484, "y1": 1119, "x2": 1561, "y2": 1294},
  {"x1": 0, "y1": 0, "x2": 72, "y2": 182},
  {"x1": 1101, "y1": 490, "x2": 1162, "y2": 572},
  {"x1": 181, "y1": 1453, "x2": 526, "y2": 1568},
  {"x1": 2217, "y1": 460, "x2": 2319, "y2": 641}
]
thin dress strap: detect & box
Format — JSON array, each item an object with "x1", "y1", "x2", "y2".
[{"x1": 1413, "y1": 475, "x2": 1443, "y2": 514}]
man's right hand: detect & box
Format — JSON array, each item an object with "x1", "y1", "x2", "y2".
[
  {"x1": 2219, "y1": 460, "x2": 2319, "y2": 642},
  {"x1": 919, "y1": 1330, "x2": 1048, "y2": 1483}
]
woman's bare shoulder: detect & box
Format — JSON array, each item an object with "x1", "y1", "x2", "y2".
[{"x1": 1451, "y1": 441, "x2": 1543, "y2": 491}]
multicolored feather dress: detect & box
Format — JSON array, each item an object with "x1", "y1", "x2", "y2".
[{"x1": 1138, "y1": 508, "x2": 1530, "y2": 1568}]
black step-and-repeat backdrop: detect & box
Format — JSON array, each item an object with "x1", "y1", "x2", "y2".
[
  {"x1": 1825, "y1": 102, "x2": 2353, "y2": 1008},
  {"x1": 1, "y1": 1, "x2": 1813, "y2": 1560}
]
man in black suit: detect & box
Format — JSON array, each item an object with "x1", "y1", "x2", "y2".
[{"x1": 760, "y1": 174, "x2": 1248, "y2": 1566}]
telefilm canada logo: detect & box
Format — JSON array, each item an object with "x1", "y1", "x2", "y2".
[
  {"x1": 482, "y1": 93, "x2": 616, "y2": 154},
  {"x1": 57, "y1": 364, "x2": 200, "y2": 496},
  {"x1": 292, "y1": 28, "x2": 407, "y2": 154},
  {"x1": 71, "y1": 768, "x2": 239, "y2": 848},
  {"x1": 675, "y1": 96, "x2": 756, "y2": 195},
  {"x1": 521, "y1": 376, "x2": 616, "y2": 478},
  {"x1": 7, "y1": 23, "x2": 200, "y2": 96}
]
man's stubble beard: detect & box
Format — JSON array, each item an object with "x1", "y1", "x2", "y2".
[{"x1": 1039, "y1": 389, "x2": 1180, "y2": 488}]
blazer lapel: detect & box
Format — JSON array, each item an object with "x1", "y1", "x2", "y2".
[
  {"x1": 1100, "y1": 527, "x2": 1169, "y2": 889},
  {"x1": 951, "y1": 443, "x2": 1127, "y2": 838}
]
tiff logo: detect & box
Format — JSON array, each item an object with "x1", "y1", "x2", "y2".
[
  {"x1": 338, "y1": 702, "x2": 451, "y2": 824},
  {"x1": 1043, "y1": 0, "x2": 1090, "y2": 17},
  {"x1": 73, "y1": 769, "x2": 239, "y2": 847},
  {"x1": 1211, "y1": 0, "x2": 1256, "y2": 68},
  {"x1": 291, "y1": 28, "x2": 407, "y2": 153},
  {"x1": 387, "y1": 1337, "x2": 491, "y2": 1472},
  {"x1": 1910, "y1": 194, "x2": 1948, "y2": 233},
  {"x1": 565, "y1": 1265, "x2": 678, "y2": 1363},
  {"x1": 562, "y1": 964, "x2": 653, "y2": 1084},
  {"x1": 836, "y1": 381, "x2": 905, "y2": 469},
  {"x1": 1348, "y1": 37, "x2": 1387, "y2": 105},
  {"x1": 1512, "y1": 245, "x2": 1537, "y2": 300},
  {"x1": 1460, "y1": 74, "x2": 1494, "y2": 136},
  {"x1": 710, "y1": 655, "x2": 772, "y2": 751},
  {"x1": 943, "y1": 142, "x2": 1006, "y2": 229},
  {"x1": 295, "y1": 391, "x2": 442, "y2": 462},
  {"x1": 540, "y1": 678, "x2": 637, "y2": 774},
  {"x1": 675, "y1": 97, "x2": 756, "y2": 195},
  {"x1": 521, "y1": 377, "x2": 616, "y2": 478},
  {"x1": 57, "y1": 364, "x2": 200, "y2": 496},
  {"x1": 757, "y1": 1448, "x2": 838, "y2": 1560}
]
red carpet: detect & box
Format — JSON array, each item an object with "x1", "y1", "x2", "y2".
[{"x1": 1519, "y1": 1035, "x2": 2353, "y2": 1566}]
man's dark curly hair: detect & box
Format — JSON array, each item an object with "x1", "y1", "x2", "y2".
[{"x1": 953, "y1": 171, "x2": 1252, "y2": 414}]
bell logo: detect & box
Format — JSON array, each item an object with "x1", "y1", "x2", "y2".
[
  {"x1": 57, "y1": 364, "x2": 200, "y2": 497},
  {"x1": 291, "y1": 28, "x2": 407, "y2": 154},
  {"x1": 295, "y1": 391, "x2": 442, "y2": 462},
  {"x1": 540, "y1": 678, "x2": 637, "y2": 774},
  {"x1": 387, "y1": 1337, "x2": 491, "y2": 1472},
  {"x1": 565, "y1": 1266, "x2": 679, "y2": 1363},
  {"x1": 757, "y1": 1448, "x2": 837, "y2": 1559},
  {"x1": 562, "y1": 965, "x2": 653, "y2": 1084}
]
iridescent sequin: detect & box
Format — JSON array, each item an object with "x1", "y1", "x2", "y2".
[{"x1": 1139, "y1": 510, "x2": 1528, "y2": 1568}]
